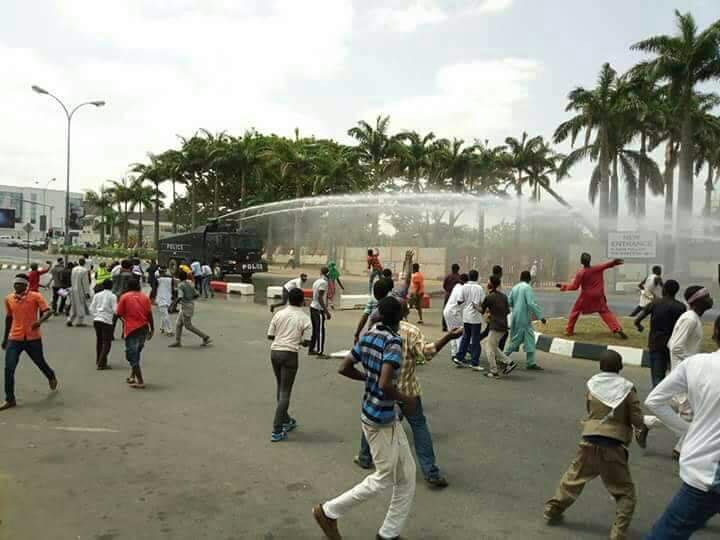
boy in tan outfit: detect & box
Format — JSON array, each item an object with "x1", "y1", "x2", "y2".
[{"x1": 544, "y1": 350, "x2": 644, "y2": 540}]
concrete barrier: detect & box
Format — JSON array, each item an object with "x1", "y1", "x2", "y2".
[
  {"x1": 338, "y1": 294, "x2": 370, "y2": 310},
  {"x1": 210, "y1": 281, "x2": 254, "y2": 295},
  {"x1": 266, "y1": 286, "x2": 284, "y2": 298}
]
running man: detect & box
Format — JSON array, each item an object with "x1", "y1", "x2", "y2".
[
  {"x1": 629, "y1": 265, "x2": 663, "y2": 317},
  {"x1": 67, "y1": 257, "x2": 91, "y2": 327},
  {"x1": 481, "y1": 274, "x2": 513, "y2": 379},
  {"x1": 309, "y1": 267, "x2": 331, "y2": 357},
  {"x1": 89, "y1": 279, "x2": 116, "y2": 370},
  {"x1": 155, "y1": 267, "x2": 175, "y2": 336},
  {"x1": 505, "y1": 271, "x2": 547, "y2": 371},
  {"x1": 442, "y1": 263, "x2": 462, "y2": 331},
  {"x1": 556, "y1": 253, "x2": 627, "y2": 339},
  {"x1": 270, "y1": 273, "x2": 308, "y2": 313},
  {"x1": 0, "y1": 274, "x2": 57, "y2": 411},
  {"x1": 453, "y1": 269, "x2": 485, "y2": 370},
  {"x1": 169, "y1": 270, "x2": 211, "y2": 348},
  {"x1": 48, "y1": 258, "x2": 65, "y2": 314},
  {"x1": 326, "y1": 261, "x2": 344, "y2": 309},
  {"x1": 313, "y1": 297, "x2": 416, "y2": 540},
  {"x1": 267, "y1": 288, "x2": 311, "y2": 442},
  {"x1": 443, "y1": 273, "x2": 468, "y2": 362}
]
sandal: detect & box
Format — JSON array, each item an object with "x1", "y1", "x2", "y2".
[
  {"x1": 130, "y1": 383, "x2": 146, "y2": 389},
  {"x1": 126, "y1": 377, "x2": 136, "y2": 384}
]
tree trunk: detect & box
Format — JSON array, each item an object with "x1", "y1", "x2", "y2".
[
  {"x1": 514, "y1": 173, "x2": 523, "y2": 248},
  {"x1": 476, "y1": 205, "x2": 485, "y2": 255},
  {"x1": 610, "y1": 154, "x2": 619, "y2": 221},
  {"x1": 266, "y1": 217, "x2": 273, "y2": 261},
  {"x1": 124, "y1": 201, "x2": 129, "y2": 248},
  {"x1": 99, "y1": 205, "x2": 106, "y2": 248},
  {"x1": 663, "y1": 141, "x2": 677, "y2": 226},
  {"x1": 704, "y1": 165, "x2": 714, "y2": 235},
  {"x1": 638, "y1": 132, "x2": 647, "y2": 218},
  {"x1": 172, "y1": 180, "x2": 177, "y2": 233},
  {"x1": 154, "y1": 182, "x2": 160, "y2": 251},
  {"x1": 213, "y1": 174, "x2": 219, "y2": 218},
  {"x1": 677, "y1": 111, "x2": 694, "y2": 223},
  {"x1": 293, "y1": 178, "x2": 301, "y2": 260},
  {"x1": 190, "y1": 180, "x2": 196, "y2": 229},
  {"x1": 240, "y1": 170, "x2": 247, "y2": 208},
  {"x1": 598, "y1": 126, "x2": 611, "y2": 235},
  {"x1": 137, "y1": 207, "x2": 143, "y2": 249}
]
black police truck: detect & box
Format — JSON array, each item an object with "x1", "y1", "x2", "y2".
[{"x1": 158, "y1": 221, "x2": 266, "y2": 282}]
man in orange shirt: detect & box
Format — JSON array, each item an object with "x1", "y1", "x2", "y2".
[
  {"x1": 409, "y1": 263, "x2": 425, "y2": 325},
  {"x1": 115, "y1": 278, "x2": 154, "y2": 389},
  {"x1": 1, "y1": 274, "x2": 56, "y2": 411}
]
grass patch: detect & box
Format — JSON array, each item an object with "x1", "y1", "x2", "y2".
[{"x1": 536, "y1": 316, "x2": 717, "y2": 352}]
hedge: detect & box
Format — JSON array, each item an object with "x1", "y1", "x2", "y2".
[{"x1": 59, "y1": 246, "x2": 158, "y2": 260}]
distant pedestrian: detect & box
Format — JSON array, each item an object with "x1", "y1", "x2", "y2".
[
  {"x1": 89, "y1": 279, "x2": 116, "y2": 370},
  {"x1": 442, "y1": 273, "x2": 468, "y2": 362},
  {"x1": 201, "y1": 261, "x2": 214, "y2": 298},
  {"x1": 644, "y1": 315, "x2": 720, "y2": 539},
  {"x1": 633, "y1": 279, "x2": 685, "y2": 388},
  {"x1": 284, "y1": 248, "x2": 297, "y2": 269},
  {"x1": 326, "y1": 261, "x2": 344, "y2": 309},
  {"x1": 367, "y1": 248, "x2": 383, "y2": 295},
  {"x1": 442, "y1": 263, "x2": 461, "y2": 331},
  {"x1": 453, "y1": 269, "x2": 485, "y2": 370},
  {"x1": 309, "y1": 267, "x2": 331, "y2": 357},
  {"x1": 267, "y1": 288, "x2": 311, "y2": 442},
  {"x1": 478, "y1": 265, "x2": 507, "y2": 352},
  {"x1": 155, "y1": 267, "x2": 175, "y2": 336},
  {"x1": 544, "y1": 351, "x2": 642, "y2": 540},
  {"x1": 190, "y1": 259, "x2": 202, "y2": 292},
  {"x1": 505, "y1": 271, "x2": 547, "y2": 371},
  {"x1": 67, "y1": 258, "x2": 91, "y2": 327},
  {"x1": 112, "y1": 260, "x2": 134, "y2": 298},
  {"x1": 169, "y1": 270, "x2": 211, "y2": 348},
  {"x1": 59, "y1": 262, "x2": 73, "y2": 316},
  {"x1": 115, "y1": 278, "x2": 154, "y2": 389},
  {"x1": 27, "y1": 262, "x2": 50, "y2": 293},
  {"x1": 0, "y1": 274, "x2": 57, "y2": 411},
  {"x1": 146, "y1": 259, "x2": 159, "y2": 300},
  {"x1": 530, "y1": 260, "x2": 538, "y2": 286},
  {"x1": 409, "y1": 263, "x2": 425, "y2": 325},
  {"x1": 48, "y1": 258, "x2": 65, "y2": 314},
  {"x1": 313, "y1": 297, "x2": 416, "y2": 540},
  {"x1": 94, "y1": 261, "x2": 112, "y2": 290},
  {"x1": 481, "y1": 274, "x2": 513, "y2": 379},
  {"x1": 270, "y1": 273, "x2": 308, "y2": 313},
  {"x1": 629, "y1": 265, "x2": 663, "y2": 317}
]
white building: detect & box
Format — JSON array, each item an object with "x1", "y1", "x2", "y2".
[{"x1": 0, "y1": 184, "x2": 83, "y2": 237}]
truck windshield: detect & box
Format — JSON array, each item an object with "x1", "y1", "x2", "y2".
[{"x1": 226, "y1": 235, "x2": 261, "y2": 251}]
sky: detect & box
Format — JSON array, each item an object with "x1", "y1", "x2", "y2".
[{"x1": 1, "y1": 0, "x2": 718, "y2": 219}]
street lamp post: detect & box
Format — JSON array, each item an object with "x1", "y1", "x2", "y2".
[
  {"x1": 31, "y1": 86, "x2": 104, "y2": 260},
  {"x1": 34, "y1": 177, "x2": 56, "y2": 232}
]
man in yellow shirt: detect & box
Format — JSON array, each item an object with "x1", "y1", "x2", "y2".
[{"x1": 1, "y1": 274, "x2": 57, "y2": 411}]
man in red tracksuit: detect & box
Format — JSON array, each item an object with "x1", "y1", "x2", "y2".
[{"x1": 556, "y1": 253, "x2": 627, "y2": 339}]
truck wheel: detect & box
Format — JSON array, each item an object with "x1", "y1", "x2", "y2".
[
  {"x1": 241, "y1": 273, "x2": 252, "y2": 283},
  {"x1": 168, "y1": 259, "x2": 178, "y2": 275}
]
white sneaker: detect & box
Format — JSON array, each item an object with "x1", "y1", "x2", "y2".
[{"x1": 471, "y1": 365, "x2": 485, "y2": 372}]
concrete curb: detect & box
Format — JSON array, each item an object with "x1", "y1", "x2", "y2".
[{"x1": 534, "y1": 331, "x2": 649, "y2": 368}]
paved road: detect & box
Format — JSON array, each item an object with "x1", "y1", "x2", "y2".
[{"x1": 0, "y1": 272, "x2": 717, "y2": 539}]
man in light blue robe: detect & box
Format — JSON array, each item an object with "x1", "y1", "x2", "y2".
[{"x1": 505, "y1": 270, "x2": 546, "y2": 371}]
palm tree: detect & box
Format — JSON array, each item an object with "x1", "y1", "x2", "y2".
[
  {"x1": 693, "y1": 109, "x2": 720, "y2": 223},
  {"x1": 632, "y1": 11, "x2": 720, "y2": 222},
  {"x1": 130, "y1": 153, "x2": 168, "y2": 250},
  {"x1": 555, "y1": 63, "x2": 623, "y2": 230},
  {"x1": 348, "y1": 115, "x2": 400, "y2": 189},
  {"x1": 179, "y1": 133, "x2": 212, "y2": 229},
  {"x1": 394, "y1": 131, "x2": 436, "y2": 191},
  {"x1": 128, "y1": 176, "x2": 161, "y2": 249},
  {"x1": 84, "y1": 186, "x2": 113, "y2": 247},
  {"x1": 107, "y1": 178, "x2": 132, "y2": 247}
]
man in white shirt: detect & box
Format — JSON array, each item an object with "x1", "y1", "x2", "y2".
[
  {"x1": 89, "y1": 280, "x2": 117, "y2": 370},
  {"x1": 453, "y1": 269, "x2": 485, "y2": 371},
  {"x1": 155, "y1": 267, "x2": 175, "y2": 336},
  {"x1": 200, "y1": 262, "x2": 214, "y2": 299},
  {"x1": 442, "y1": 273, "x2": 468, "y2": 361},
  {"x1": 190, "y1": 259, "x2": 202, "y2": 292},
  {"x1": 267, "y1": 288, "x2": 312, "y2": 442},
  {"x1": 639, "y1": 286, "x2": 714, "y2": 453},
  {"x1": 270, "y1": 273, "x2": 308, "y2": 313},
  {"x1": 309, "y1": 267, "x2": 331, "y2": 357},
  {"x1": 644, "y1": 315, "x2": 720, "y2": 539},
  {"x1": 530, "y1": 261, "x2": 538, "y2": 286},
  {"x1": 629, "y1": 265, "x2": 663, "y2": 317}
]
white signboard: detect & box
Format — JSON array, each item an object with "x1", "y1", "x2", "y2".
[{"x1": 607, "y1": 231, "x2": 657, "y2": 259}]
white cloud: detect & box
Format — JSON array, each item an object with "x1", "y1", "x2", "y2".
[
  {"x1": 362, "y1": 58, "x2": 541, "y2": 140},
  {"x1": 0, "y1": 1, "x2": 353, "y2": 193},
  {"x1": 369, "y1": 0, "x2": 513, "y2": 33}
]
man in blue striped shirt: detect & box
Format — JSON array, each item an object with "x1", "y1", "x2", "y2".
[{"x1": 313, "y1": 296, "x2": 417, "y2": 540}]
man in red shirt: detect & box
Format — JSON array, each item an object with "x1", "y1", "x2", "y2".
[
  {"x1": 556, "y1": 253, "x2": 627, "y2": 339},
  {"x1": 1, "y1": 274, "x2": 56, "y2": 411},
  {"x1": 115, "y1": 278, "x2": 154, "y2": 389},
  {"x1": 27, "y1": 262, "x2": 50, "y2": 292},
  {"x1": 409, "y1": 263, "x2": 425, "y2": 325}
]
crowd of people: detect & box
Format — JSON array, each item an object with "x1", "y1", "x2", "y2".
[{"x1": 1, "y1": 248, "x2": 718, "y2": 539}]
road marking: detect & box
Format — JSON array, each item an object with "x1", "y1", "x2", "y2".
[{"x1": 54, "y1": 427, "x2": 120, "y2": 433}]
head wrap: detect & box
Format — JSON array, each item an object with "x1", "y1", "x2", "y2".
[
  {"x1": 687, "y1": 287, "x2": 710, "y2": 305},
  {"x1": 13, "y1": 276, "x2": 28, "y2": 286}
]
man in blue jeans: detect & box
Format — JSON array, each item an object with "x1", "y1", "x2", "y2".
[
  {"x1": 354, "y1": 307, "x2": 462, "y2": 488},
  {"x1": 115, "y1": 278, "x2": 154, "y2": 389},
  {"x1": 453, "y1": 269, "x2": 485, "y2": 371},
  {"x1": 1, "y1": 274, "x2": 57, "y2": 411},
  {"x1": 644, "y1": 314, "x2": 720, "y2": 539}
]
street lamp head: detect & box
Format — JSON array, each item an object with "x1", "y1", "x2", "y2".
[
  {"x1": 31, "y1": 85, "x2": 49, "y2": 95},
  {"x1": 91, "y1": 101, "x2": 106, "y2": 107}
]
